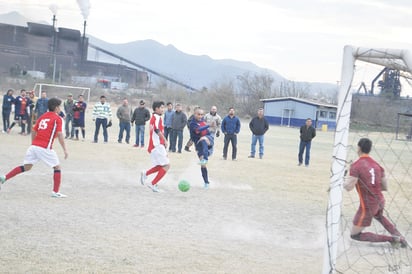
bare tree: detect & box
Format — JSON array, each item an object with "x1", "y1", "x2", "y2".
[{"x1": 236, "y1": 72, "x2": 274, "y2": 116}]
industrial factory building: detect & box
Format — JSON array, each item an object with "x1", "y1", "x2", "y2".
[{"x1": 0, "y1": 21, "x2": 148, "y2": 89}]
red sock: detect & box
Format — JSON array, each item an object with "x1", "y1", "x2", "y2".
[
  {"x1": 6, "y1": 166, "x2": 25, "y2": 180},
  {"x1": 152, "y1": 167, "x2": 166, "y2": 185},
  {"x1": 53, "y1": 170, "x2": 61, "y2": 193},
  {"x1": 146, "y1": 166, "x2": 160, "y2": 176}
]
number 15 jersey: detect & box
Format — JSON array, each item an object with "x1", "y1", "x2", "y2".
[{"x1": 32, "y1": 111, "x2": 63, "y2": 149}]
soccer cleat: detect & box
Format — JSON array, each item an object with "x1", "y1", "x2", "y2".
[
  {"x1": 0, "y1": 175, "x2": 5, "y2": 184},
  {"x1": 51, "y1": 192, "x2": 67, "y2": 198},
  {"x1": 152, "y1": 184, "x2": 159, "y2": 192},
  {"x1": 391, "y1": 236, "x2": 408, "y2": 248},
  {"x1": 140, "y1": 170, "x2": 147, "y2": 185},
  {"x1": 400, "y1": 238, "x2": 409, "y2": 248},
  {"x1": 198, "y1": 159, "x2": 208, "y2": 165}
]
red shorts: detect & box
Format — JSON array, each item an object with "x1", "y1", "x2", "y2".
[{"x1": 353, "y1": 202, "x2": 384, "y2": 227}]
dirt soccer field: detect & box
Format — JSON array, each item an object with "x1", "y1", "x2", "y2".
[{"x1": 0, "y1": 111, "x2": 334, "y2": 273}]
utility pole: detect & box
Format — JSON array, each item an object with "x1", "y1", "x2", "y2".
[
  {"x1": 49, "y1": 5, "x2": 58, "y2": 83},
  {"x1": 52, "y1": 14, "x2": 57, "y2": 83}
]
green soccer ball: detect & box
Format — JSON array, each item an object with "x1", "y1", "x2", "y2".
[{"x1": 178, "y1": 180, "x2": 190, "y2": 192}]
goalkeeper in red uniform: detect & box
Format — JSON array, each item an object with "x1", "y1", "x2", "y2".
[
  {"x1": 0, "y1": 98, "x2": 69, "y2": 198},
  {"x1": 344, "y1": 138, "x2": 407, "y2": 247}
]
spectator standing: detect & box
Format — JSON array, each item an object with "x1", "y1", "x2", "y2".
[
  {"x1": 204, "y1": 105, "x2": 222, "y2": 138},
  {"x1": 163, "y1": 102, "x2": 174, "y2": 140},
  {"x1": 7, "y1": 89, "x2": 31, "y2": 135},
  {"x1": 92, "y1": 95, "x2": 112, "y2": 143},
  {"x1": 131, "y1": 100, "x2": 151, "y2": 148},
  {"x1": 248, "y1": 108, "x2": 269, "y2": 159},
  {"x1": 72, "y1": 94, "x2": 87, "y2": 141},
  {"x1": 35, "y1": 91, "x2": 49, "y2": 119},
  {"x1": 2, "y1": 89, "x2": 14, "y2": 133},
  {"x1": 221, "y1": 107, "x2": 241, "y2": 160},
  {"x1": 204, "y1": 105, "x2": 222, "y2": 155},
  {"x1": 298, "y1": 118, "x2": 316, "y2": 167},
  {"x1": 27, "y1": 90, "x2": 37, "y2": 134},
  {"x1": 64, "y1": 94, "x2": 75, "y2": 139},
  {"x1": 184, "y1": 106, "x2": 200, "y2": 152},
  {"x1": 116, "y1": 98, "x2": 132, "y2": 144},
  {"x1": 169, "y1": 103, "x2": 187, "y2": 153}
]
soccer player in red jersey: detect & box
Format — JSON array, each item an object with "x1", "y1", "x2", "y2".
[
  {"x1": 140, "y1": 101, "x2": 170, "y2": 192},
  {"x1": 344, "y1": 138, "x2": 407, "y2": 247},
  {"x1": 0, "y1": 98, "x2": 69, "y2": 198},
  {"x1": 189, "y1": 107, "x2": 215, "y2": 189}
]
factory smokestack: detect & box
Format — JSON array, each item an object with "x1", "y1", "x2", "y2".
[
  {"x1": 83, "y1": 20, "x2": 87, "y2": 38},
  {"x1": 77, "y1": 0, "x2": 90, "y2": 62}
]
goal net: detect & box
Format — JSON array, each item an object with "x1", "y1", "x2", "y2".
[
  {"x1": 32, "y1": 83, "x2": 91, "y2": 102},
  {"x1": 323, "y1": 46, "x2": 412, "y2": 273}
]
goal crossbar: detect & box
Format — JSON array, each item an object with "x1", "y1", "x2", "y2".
[{"x1": 32, "y1": 83, "x2": 91, "y2": 102}]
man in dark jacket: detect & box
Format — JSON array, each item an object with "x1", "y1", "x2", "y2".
[
  {"x1": 131, "y1": 100, "x2": 151, "y2": 148},
  {"x1": 169, "y1": 103, "x2": 187, "y2": 153},
  {"x1": 248, "y1": 108, "x2": 269, "y2": 159},
  {"x1": 298, "y1": 118, "x2": 316, "y2": 167},
  {"x1": 35, "y1": 91, "x2": 49, "y2": 119},
  {"x1": 64, "y1": 94, "x2": 75, "y2": 139},
  {"x1": 221, "y1": 107, "x2": 241, "y2": 160}
]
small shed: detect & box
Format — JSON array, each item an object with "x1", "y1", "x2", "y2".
[{"x1": 261, "y1": 97, "x2": 337, "y2": 129}]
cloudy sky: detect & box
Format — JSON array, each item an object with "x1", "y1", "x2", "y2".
[{"x1": 1, "y1": 0, "x2": 412, "y2": 84}]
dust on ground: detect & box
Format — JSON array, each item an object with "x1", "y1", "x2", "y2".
[{"x1": 0, "y1": 112, "x2": 333, "y2": 273}]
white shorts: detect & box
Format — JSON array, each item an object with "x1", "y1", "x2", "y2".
[
  {"x1": 150, "y1": 145, "x2": 170, "y2": 166},
  {"x1": 23, "y1": 145, "x2": 60, "y2": 167}
]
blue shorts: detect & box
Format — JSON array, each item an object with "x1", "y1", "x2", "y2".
[{"x1": 73, "y1": 118, "x2": 85, "y2": 127}]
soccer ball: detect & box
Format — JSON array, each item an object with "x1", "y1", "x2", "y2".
[{"x1": 178, "y1": 180, "x2": 190, "y2": 192}]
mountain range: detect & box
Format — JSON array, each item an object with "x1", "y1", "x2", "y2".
[{"x1": 0, "y1": 11, "x2": 336, "y2": 94}]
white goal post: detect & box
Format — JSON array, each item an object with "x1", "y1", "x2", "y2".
[
  {"x1": 32, "y1": 83, "x2": 91, "y2": 102},
  {"x1": 323, "y1": 45, "x2": 412, "y2": 274}
]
